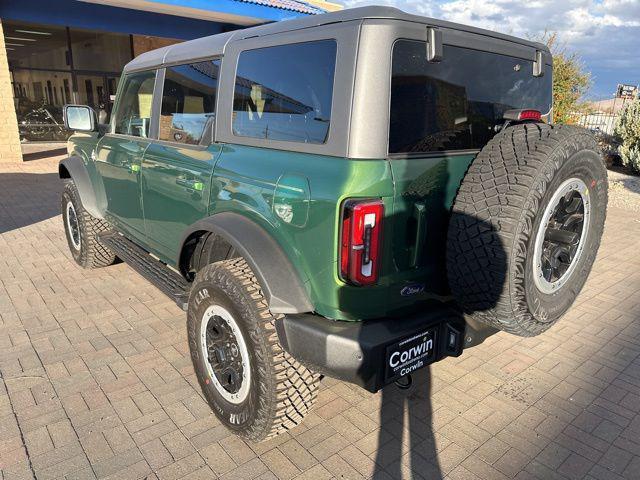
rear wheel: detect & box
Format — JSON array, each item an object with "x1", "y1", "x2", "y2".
[
  {"x1": 61, "y1": 181, "x2": 117, "y2": 269},
  {"x1": 187, "y1": 258, "x2": 321, "y2": 441},
  {"x1": 447, "y1": 124, "x2": 607, "y2": 336}
]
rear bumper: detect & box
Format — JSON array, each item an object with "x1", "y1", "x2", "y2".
[{"x1": 275, "y1": 303, "x2": 496, "y2": 393}]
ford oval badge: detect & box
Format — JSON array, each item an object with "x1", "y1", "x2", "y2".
[{"x1": 400, "y1": 284, "x2": 425, "y2": 297}]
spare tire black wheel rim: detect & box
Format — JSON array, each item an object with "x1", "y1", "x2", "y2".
[
  {"x1": 200, "y1": 305, "x2": 251, "y2": 404},
  {"x1": 66, "y1": 201, "x2": 81, "y2": 250},
  {"x1": 533, "y1": 178, "x2": 591, "y2": 294}
]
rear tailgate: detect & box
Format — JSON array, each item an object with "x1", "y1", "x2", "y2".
[
  {"x1": 387, "y1": 154, "x2": 475, "y2": 298},
  {"x1": 384, "y1": 38, "x2": 552, "y2": 304}
]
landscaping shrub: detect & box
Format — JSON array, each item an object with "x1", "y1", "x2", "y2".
[
  {"x1": 619, "y1": 144, "x2": 640, "y2": 173},
  {"x1": 615, "y1": 98, "x2": 640, "y2": 174}
]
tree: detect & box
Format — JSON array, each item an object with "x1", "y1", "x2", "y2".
[
  {"x1": 615, "y1": 98, "x2": 640, "y2": 174},
  {"x1": 538, "y1": 32, "x2": 591, "y2": 124}
]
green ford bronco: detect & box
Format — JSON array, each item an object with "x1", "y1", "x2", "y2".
[{"x1": 59, "y1": 6, "x2": 607, "y2": 441}]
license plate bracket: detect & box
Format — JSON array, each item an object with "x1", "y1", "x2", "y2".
[{"x1": 384, "y1": 328, "x2": 436, "y2": 383}]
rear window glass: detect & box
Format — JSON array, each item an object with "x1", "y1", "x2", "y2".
[
  {"x1": 232, "y1": 40, "x2": 337, "y2": 144},
  {"x1": 389, "y1": 41, "x2": 552, "y2": 154}
]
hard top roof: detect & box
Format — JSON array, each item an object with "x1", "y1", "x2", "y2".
[{"x1": 124, "y1": 6, "x2": 548, "y2": 73}]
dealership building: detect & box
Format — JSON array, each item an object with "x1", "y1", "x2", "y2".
[{"x1": 0, "y1": 0, "x2": 340, "y2": 162}]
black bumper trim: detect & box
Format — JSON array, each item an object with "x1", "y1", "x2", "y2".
[{"x1": 276, "y1": 304, "x2": 496, "y2": 393}]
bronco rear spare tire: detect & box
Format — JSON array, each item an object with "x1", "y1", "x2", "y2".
[{"x1": 447, "y1": 124, "x2": 607, "y2": 337}]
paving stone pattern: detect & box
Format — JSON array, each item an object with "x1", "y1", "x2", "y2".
[{"x1": 1, "y1": 158, "x2": 639, "y2": 479}]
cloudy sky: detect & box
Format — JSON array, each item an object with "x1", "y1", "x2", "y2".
[{"x1": 342, "y1": 0, "x2": 640, "y2": 99}]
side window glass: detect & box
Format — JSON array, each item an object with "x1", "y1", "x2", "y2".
[
  {"x1": 160, "y1": 60, "x2": 220, "y2": 145},
  {"x1": 113, "y1": 71, "x2": 156, "y2": 138},
  {"x1": 232, "y1": 40, "x2": 337, "y2": 144}
]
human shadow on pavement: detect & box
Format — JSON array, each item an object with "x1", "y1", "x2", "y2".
[
  {"x1": 362, "y1": 204, "x2": 504, "y2": 479},
  {"x1": 0, "y1": 172, "x2": 62, "y2": 234},
  {"x1": 374, "y1": 366, "x2": 441, "y2": 478},
  {"x1": 362, "y1": 160, "x2": 505, "y2": 479}
]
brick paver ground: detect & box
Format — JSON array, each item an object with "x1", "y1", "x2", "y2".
[{"x1": 1, "y1": 157, "x2": 639, "y2": 480}]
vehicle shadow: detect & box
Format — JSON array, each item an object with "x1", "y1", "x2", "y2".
[{"x1": 0, "y1": 172, "x2": 62, "y2": 234}]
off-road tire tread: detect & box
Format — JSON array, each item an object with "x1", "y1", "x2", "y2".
[
  {"x1": 447, "y1": 123, "x2": 607, "y2": 336},
  {"x1": 62, "y1": 181, "x2": 116, "y2": 269},
  {"x1": 193, "y1": 258, "x2": 321, "y2": 441}
]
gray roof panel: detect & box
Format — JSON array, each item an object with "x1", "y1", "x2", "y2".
[
  {"x1": 123, "y1": 6, "x2": 548, "y2": 72},
  {"x1": 163, "y1": 31, "x2": 236, "y2": 65},
  {"x1": 125, "y1": 31, "x2": 235, "y2": 72},
  {"x1": 125, "y1": 45, "x2": 172, "y2": 72}
]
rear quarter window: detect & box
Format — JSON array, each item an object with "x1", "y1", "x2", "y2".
[
  {"x1": 389, "y1": 41, "x2": 552, "y2": 155},
  {"x1": 232, "y1": 40, "x2": 337, "y2": 144}
]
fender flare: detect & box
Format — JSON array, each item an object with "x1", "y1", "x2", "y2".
[
  {"x1": 58, "y1": 156, "x2": 103, "y2": 219},
  {"x1": 180, "y1": 213, "x2": 313, "y2": 314}
]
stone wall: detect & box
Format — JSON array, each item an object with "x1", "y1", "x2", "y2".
[{"x1": 0, "y1": 19, "x2": 22, "y2": 163}]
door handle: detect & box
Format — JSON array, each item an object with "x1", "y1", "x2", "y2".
[
  {"x1": 176, "y1": 178, "x2": 204, "y2": 191},
  {"x1": 411, "y1": 202, "x2": 427, "y2": 268}
]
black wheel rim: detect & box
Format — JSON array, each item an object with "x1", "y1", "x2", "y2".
[
  {"x1": 534, "y1": 178, "x2": 591, "y2": 294},
  {"x1": 205, "y1": 314, "x2": 244, "y2": 396},
  {"x1": 66, "y1": 201, "x2": 81, "y2": 249},
  {"x1": 541, "y1": 191, "x2": 585, "y2": 282}
]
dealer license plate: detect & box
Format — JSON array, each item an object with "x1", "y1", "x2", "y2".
[{"x1": 384, "y1": 329, "x2": 436, "y2": 383}]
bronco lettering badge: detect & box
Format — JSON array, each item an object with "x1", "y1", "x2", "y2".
[{"x1": 385, "y1": 329, "x2": 435, "y2": 383}]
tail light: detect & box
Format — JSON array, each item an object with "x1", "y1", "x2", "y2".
[
  {"x1": 503, "y1": 109, "x2": 542, "y2": 122},
  {"x1": 340, "y1": 199, "x2": 384, "y2": 286}
]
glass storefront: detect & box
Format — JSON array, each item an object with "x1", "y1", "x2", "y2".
[{"x1": 4, "y1": 20, "x2": 132, "y2": 142}]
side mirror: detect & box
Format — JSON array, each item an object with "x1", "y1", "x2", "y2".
[{"x1": 63, "y1": 105, "x2": 97, "y2": 132}]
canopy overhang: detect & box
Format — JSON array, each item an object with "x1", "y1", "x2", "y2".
[{"x1": 79, "y1": 0, "x2": 325, "y2": 26}]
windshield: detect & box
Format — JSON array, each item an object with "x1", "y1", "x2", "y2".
[{"x1": 389, "y1": 41, "x2": 553, "y2": 154}]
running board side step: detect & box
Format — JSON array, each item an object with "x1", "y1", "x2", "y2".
[{"x1": 99, "y1": 232, "x2": 190, "y2": 310}]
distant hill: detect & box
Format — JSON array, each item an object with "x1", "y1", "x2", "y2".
[{"x1": 586, "y1": 97, "x2": 636, "y2": 114}]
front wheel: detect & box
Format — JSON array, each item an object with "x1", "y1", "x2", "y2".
[
  {"x1": 61, "y1": 181, "x2": 116, "y2": 269},
  {"x1": 187, "y1": 258, "x2": 321, "y2": 441}
]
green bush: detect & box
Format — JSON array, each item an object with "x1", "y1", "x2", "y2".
[
  {"x1": 615, "y1": 98, "x2": 640, "y2": 174},
  {"x1": 619, "y1": 144, "x2": 640, "y2": 173}
]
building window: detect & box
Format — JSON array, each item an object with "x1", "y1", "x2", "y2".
[
  {"x1": 389, "y1": 40, "x2": 553, "y2": 154},
  {"x1": 4, "y1": 22, "x2": 69, "y2": 70},
  {"x1": 159, "y1": 60, "x2": 220, "y2": 145},
  {"x1": 11, "y1": 69, "x2": 72, "y2": 141},
  {"x1": 70, "y1": 28, "x2": 132, "y2": 72},
  {"x1": 63, "y1": 79, "x2": 71, "y2": 104},
  {"x1": 3, "y1": 20, "x2": 139, "y2": 142},
  {"x1": 232, "y1": 40, "x2": 337, "y2": 144}
]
